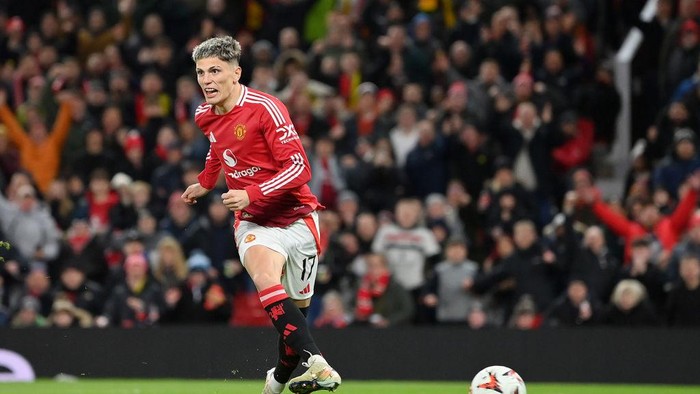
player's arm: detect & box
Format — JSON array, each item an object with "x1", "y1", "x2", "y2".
[
  {"x1": 184, "y1": 126, "x2": 219, "y2": 204},
  {"x1": 243, "y1": 97, "x2": 312, "y2": 204}
]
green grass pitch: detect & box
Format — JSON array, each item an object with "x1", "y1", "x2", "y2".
[{"x1": 1, "y1": 380, "x2": 699, "y2": 394}]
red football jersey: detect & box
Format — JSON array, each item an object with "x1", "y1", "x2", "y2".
[{"x1": 195, "y1": 85, "x2": 321, "y2": 227}]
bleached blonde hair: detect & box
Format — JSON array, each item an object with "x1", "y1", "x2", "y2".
[{"x1": 192, "y1": 36, "x2": 242, "y2": 65}]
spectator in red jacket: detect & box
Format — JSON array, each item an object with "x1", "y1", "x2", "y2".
[{"x1": 579, "y1": 171, "x2": 700, "y2": 265}]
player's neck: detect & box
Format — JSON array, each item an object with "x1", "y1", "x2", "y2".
[{"x1": 214, "y1": 83, "x2": 242, "y2": 115}]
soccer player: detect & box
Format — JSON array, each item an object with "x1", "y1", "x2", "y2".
[{"x1": 181, "y1": 36, "x2": 341, "y2": 394}]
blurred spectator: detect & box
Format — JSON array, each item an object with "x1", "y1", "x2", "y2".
[
  {"x1": 496, "y1": 101, "x2": 557, "y2": 224},
  {"x1": 353, "y1": 253, "x2": 414, "y2": 328},
  {"x1": 152, "y1": 236, "x2": 188, "y2": 290},
  {"x1": 335, "y1": 191, "x2": 360, "y2": 232},
  {"x1": 663, "y1": 19, "x2": 700, "y2": 102},
  {"x1": 109, "y1": 172, "x2": 138, "y2": 232},
  {"x1": 545, "y1": 279, "x2": 600, "y2": 327},
  {"x1": 11, "y1": 296, "x2": 47, "y2": 328},
  {"x1": 388, "y1": 104, "x2": 420, "y2": 169},
  {"x1": 617, "y1": 237, "x2": 667, "y2": 312},
  {"x1": 161, "y1": 251, "x2": 231, "y2": 325},
  {"x1": 55, "y1": 218, "x2": 108, "y2": 284},
  {"x1": 309, "y1": 137, "x2": 346, "y2": 211},
  {"x1": 569, "y1": 226, "x2": 619, "y2": 304},
  {"x1": 507, "y1": 294, "x2": 541, "y2": 330},
  {"x1": 0, "y1": 125, "x2": 20, "y2": 186},
  {"x1": 12, "y1": 267, "x2": 53, "y2": 318},
  {"x1": 372, "y1": 198, "x2": 441, "y2": 295},
  {"x1": 47, "y1": 298, "x2": 93, "y2": 328},
  {"x1": 0, "y1": 89, "x2": 74, "y2": 194},
  {"x1": 79, "y1": 168, "x2": 119, "y2": 233},
  {"x1": 313, "y1": 290, "x2": 351, "y2": 329},
  {"x1": 72, "y1": 128, "x2": 116, "y2": 184},
  {"x1": 405, "y1": 119, "x2": 448, "y2": 199},
  {"x1": 447, "y1": 122, "x2": 495, "y2": 200},
  {"x1": 473, "y1": 220, "x2": 562, "y2": 318},
  {"x1": 151, "y1": 140, "x2": 185, "y2": 206},
  {"x1": 98, "y1": 253, "x2": 164, "y2": 328},
  {"x1": 52, "y1": 262, "x2": 104, "y2": 316},
  {"x1": 601, "y1": 279, "x2": 660, "y2": 327},
  {"x1": 550, "y1": 111, "x2": 594, "y2": 183},
  {"x1": 652, "y1": 128, "x2": 700, "y2": 199},
  {"x1": 666, "y1": 253, "x2": 700, "y2": 327},
  {"x1": 422, "y1": 237, "x2": 479, "y2": 324},
  {"x1": 159, "y1": 191, "x2": 207, "y2": 255},
  {"x1": 580, "y1": 171, "x2": 700, "y2": 264},
  {"x1": 0, "y1": 184, "x2": 60, "y2": 267},
  {"x1": 645, "y1": 103, "x2": 698, "y2": 164},
  {"x1": 425, "y1": 193, "x2": 465, "y2": 244}
]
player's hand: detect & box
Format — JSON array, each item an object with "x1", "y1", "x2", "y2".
[
  {"x1": 222, "y1": 189, "x2": 250, "y2": 211},
  {"x1": 181, "y1": 183, "x2": 210, "y2": 205}
]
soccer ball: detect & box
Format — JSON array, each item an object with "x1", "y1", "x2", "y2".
[{"x1": 469, "y1": 365, "x2": 526, "y2": 394}]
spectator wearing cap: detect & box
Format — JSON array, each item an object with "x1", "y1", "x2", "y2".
[
  {"x1": 421, "y1": 236, "x2": 479, "y2": 324},
  {"x1": 161, "y1": 250, "x2": 231, "y2": 325},
  {"x1": 0, "y1": 184, "x2": 61, "y2": 267},
  {"x1": 0, "y1": 89, "x2": 74, "y2": 194},
  {"x1": 52, "y1": 262, "x2": 104, "y2": 316},
  {"x1": 55, "y1": 217, "x2": 108, "y2": 284},
  {"x1": 580, "y1": 170, "x2": 700, "y2": 265},
  {"x1": 653, "y1": 128, "x2": 700, "y2": 199},
  {"x1": 98, "y1": 253, "x2": 164, "y2": 328},
  {"x1": 108, "y1": 172, "x2": 138, "y2": 232}
]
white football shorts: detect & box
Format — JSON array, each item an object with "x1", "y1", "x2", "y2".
[{"x1": 235, "y1": 211, "x2": 320, "y2": 300}]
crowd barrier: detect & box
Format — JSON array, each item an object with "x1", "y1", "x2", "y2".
[{"x1": 1, "y1": 327, "x2": 698, "y2": 384}]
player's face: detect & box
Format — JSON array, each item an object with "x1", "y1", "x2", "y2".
[{"x1": 195, "y1": 57, "x2": 241, "y2": 112}]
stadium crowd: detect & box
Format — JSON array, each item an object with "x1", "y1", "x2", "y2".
[{"x1": 0, "y1": 0, "x2": 699, "y2": 330}]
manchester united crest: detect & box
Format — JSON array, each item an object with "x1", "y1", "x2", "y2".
[{"x1": 235, "y1": 124, "x2": 246, "y2": 140}]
